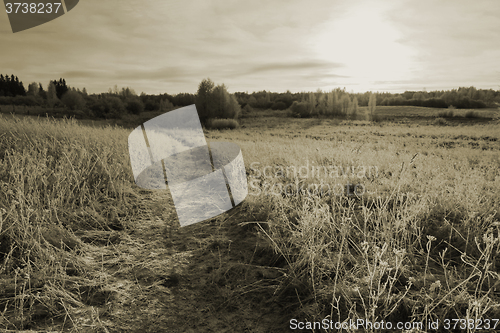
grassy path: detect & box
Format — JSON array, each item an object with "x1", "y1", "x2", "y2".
[{"x1": 71, "y1": 191, "x2": 284, "y2": 333}]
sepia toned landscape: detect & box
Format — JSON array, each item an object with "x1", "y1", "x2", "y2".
[
  {"x1": 0, "y1": 82, "x2": 499, "y2": 332},
  {"x1": 2, "y1": 0, "x2": 500, "y2": 332}
]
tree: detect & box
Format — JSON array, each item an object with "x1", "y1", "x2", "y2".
[
  {"x1": 88, "y1": 96, "x2": 125, "y2": 118},
  {"x1": 125, "y1": 98, "x2": 144, "y2": 114},
  {"x1": 290, "y1": 101, "x2": 309, "y2": 118},
  {"x1": 227, "y1": 94, "x2": 241, "y2": 119},
  {"x1": 120, "y1": 87, "x2": 136, "y2": 99},
  {"x1": 38, "y1": 83, "x2": 47, "y2": 100},
  {"x1": 27, "y1": 82, "x2": 39, "y2": 96},
  {"x1": 61, "y1": 90, "x2": 85, "y2": 110},
  {"x1": 14, "y1": 76, "x2": 26, "y2": 96},
  {"x1": 247, "y1": 96, "x2": 257, "y2": 107},
  {"x1": 412, "y1": 92, "x2": 423, "y2": 100},
  {"x1": 340, "y1": 94, "x2": 351, "y2": 116},
  {"x1": 213, "y1": 84, "x2": 230, "y2": 117},
  {"x1": 51, "y1": 78, "x2": 68, "y2": 99},
  {"x1": 159, "y1": 98, "x2": 174, "y2": 112},
  {"x1": 195, "y1": 78, "x2": 240, "y2": 122},
  {"x1": 307, "y1": 92, "x2": 317, "y2": 115},
  {"x1": 350, "y1": 96, "x2": 359, "y2": 119},
  {"x1": 195, "y1": 78, "x2": 215, "y2": 122},
  {"x1": 316, "y1": 90, "x2": 327, "y2": 115},
  {"x1": 47, "y1": 81, "x2": 58, "y2": 107},
  {"x1": 212, "y1": 83, "x2": 241, "y2": 119},
  {"x1": 368, "y1": 92, "x2": 376, "y2": 120},
  {"x1": 325, "y1": 90, "x2": 338, "y2": 116}
]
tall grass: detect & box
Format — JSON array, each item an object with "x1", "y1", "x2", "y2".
[
  {"x1": 0, "y1": 115, "x2": 140, "y2": 330},
  {"x1": 1, "y1": 113, "x2": 499, "y2": 330},
  {"x1": 213, "y1": 118, "x2": 500, "y2": 331}
]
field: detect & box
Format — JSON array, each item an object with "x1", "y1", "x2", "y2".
[
  {"x1": 363, "y1": 105, "x2": 499, "y2": 118},
  {"x1": 0, "y1": 109, "x2": 499, "y2": 332}
]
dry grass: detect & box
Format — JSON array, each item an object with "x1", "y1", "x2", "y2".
[
  {"x1": 208, "y1": 115, "x2": 500, "y2": 331},
  {"x1": 0, "y1": 115, "x2": 141, "y2": 330},
  {"x1": 1, "y1": 111, "x2": 499, "y2": 331}
]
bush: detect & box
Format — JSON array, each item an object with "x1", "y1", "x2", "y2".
[
  {"x1": 61, "y1": 90, "x2": 86, "y2": 110},
  {"x1": 271, "y1": 101, "x2": 287, "y2": 110},
  {"x1": 206, "y1": 118, "x2": 239, "y2": 130},
  {"x1": 88, "y1": 96, "x2": 126, "y2": 118},
  {"x1": 243, "y1": 104, "x2": 253, "y2": 113},
  {"x1": 290, "y1": 101, "x2": 309, "y2": 118},
  {"x1": 455, "y1": 98, "x2": 487, "y2": 109},
  {"x1": 432, "y1": 117, "x2": 448, "y2": 126},
  {"x1": 421, "y1": 98, "x2": 448, "y2": 108}
]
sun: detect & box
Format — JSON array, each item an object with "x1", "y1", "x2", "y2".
[{"x1": 311, "y1": 2, "x2": 416, "y2": 92}]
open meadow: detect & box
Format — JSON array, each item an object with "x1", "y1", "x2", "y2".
[{"x1": 0, "y1": 108, "x2": 499, "y2": 332}]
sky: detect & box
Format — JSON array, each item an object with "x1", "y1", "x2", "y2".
[{"x1": 1, "y1": 0, "x2": 500, "y2": 95}]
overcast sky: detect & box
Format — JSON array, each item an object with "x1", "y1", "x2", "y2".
[{"x1": 1, "y1": 0, "x2": 500, "y2": 94}]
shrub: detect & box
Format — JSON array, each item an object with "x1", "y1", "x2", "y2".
[
  {"x1": 290, "y1": 101, "x2": 309, "y2": 118},
  {"x1": 88, "y1": 96, "x2": 126, "y2": 118},
  {"x1": 432, "y1": 117, "x2": 448, "y2": 126},
  {"x1": 243, "y1": 104, "x2": 253, "y2": 113},
  {"x1": 422, "y1": 98, "x2": 448, "y2": 108},
  {"x1": 271, "y1": 101, "x2": 287, "y2": 110},
  {"x1": 206, "y1": 118, "x2": 239, "y2": 130},
  {"x1": 61, "y1": 90, "x2": 86, "y2": 110}
]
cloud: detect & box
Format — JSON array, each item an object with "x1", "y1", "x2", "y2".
[
  {"x1": 1, "y1": 0, "x2": 499, "y2": 94},
  {"x1": 247, "y1": 61, "x2": 343, "y2": 75}
]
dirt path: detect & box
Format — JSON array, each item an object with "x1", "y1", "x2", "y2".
[{"x1": 78, "y1": 192, "x2": 286, "y2": 332}]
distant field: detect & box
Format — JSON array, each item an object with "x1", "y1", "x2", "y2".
[
  {"x1": 241, "y1": 105, "x2": 500, "y2": 123},
  {"x1": 361, "y1": 105, "x2": 500, "y2": 119},
  {"x1": 0, "y1": 106, "x2": 180, "y2": 129},
  {"x1": 2, "y1": 103, "x2": 499, "y2": 128}
]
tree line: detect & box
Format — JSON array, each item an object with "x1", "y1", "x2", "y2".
[
  {"x1": 0, "y1": 74, "x2": 26, "y2": 97},
  {"x1": 0, "y1": 75, "x2": 240, "y2": 122},
  {"x1": 0, "y1": 76, "x2": 197, "y2": 119},
  {"x1": 235, "y1": 86, "x2": 500, "y2": 111},
  {"x1": 0, "y1": 74, "x2": 498, "y2": 120}
]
